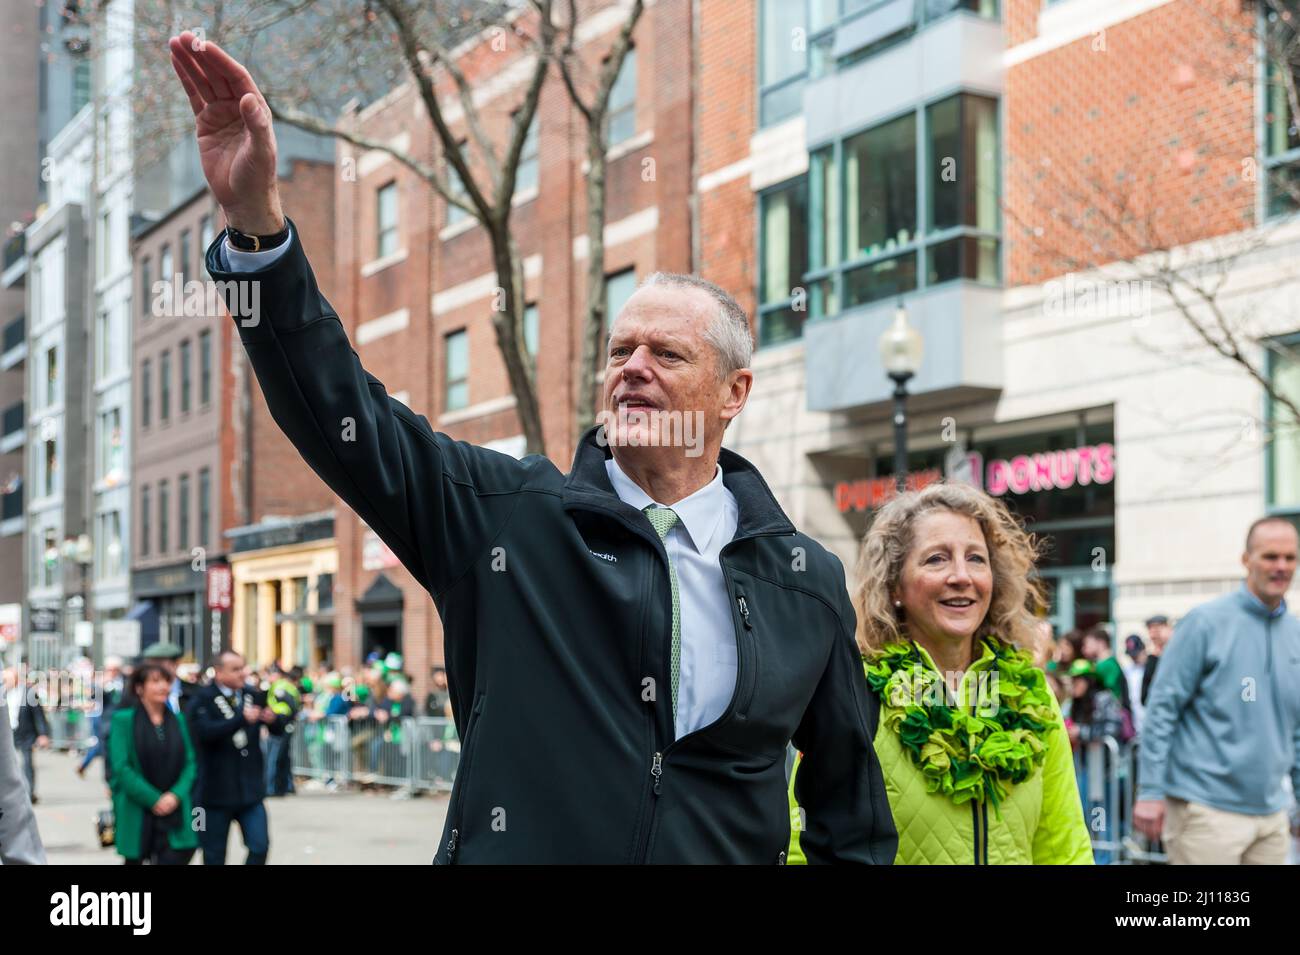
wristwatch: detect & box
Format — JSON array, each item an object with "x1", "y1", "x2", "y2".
[{"x1": 225, "y1": 222, "x2": 291, "y2": 252}]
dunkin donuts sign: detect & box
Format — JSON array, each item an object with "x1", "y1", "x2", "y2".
[{"x1": 835, "y1": 443, "x2": 1115, "y2": 513}]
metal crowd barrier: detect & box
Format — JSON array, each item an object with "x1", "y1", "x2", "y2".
[
  {"x1": 289, "y1": 714, "x2": 460, "y2": 793},
  {"x1": 283, "y1": 718, "x2": 1168, "y2": 864},
  {"x1": 45, "y1": 708, "x2": 95, "y2": 752},
  {"x1": 1076, "y1": 736, "x2": 1168, "y2": 865}
]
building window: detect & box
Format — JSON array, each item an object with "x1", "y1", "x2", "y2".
[
  {"x1": 808, "y1": 91, "x2": 1000, "y2": 316},
  {"x1": 160, "y1": 349, "x2": 172, "y2": 422},
  {"x1": 160, "y1": 243, "x2": 173, "y2": 285},
  {"x1": 158, "y1": 479, "x2": 170, "y2": 554},
  {"x1": 141, "y1": 257, "x2": 152, "y2": 317},
  {"x1": 377, "y1": 181, "x2": 399, "y2": 257},
  {"x1": 180, "y1": 339, "x2": 192, "y2": 414},
  {"x1": 198, "y1": 468, "x2": 210, "y2": 548},
  {"x1": 41, "y1": 528, "x2": 58, "y2": 588},
  {"x1": 317, "y1": 572, "x2": 334, "y2": 611},
  {"x1": 517, "y1": 114, "x2": 540, "y2": 193},
  {"x1": 759, "y1": 0, "x2": 816, "y2": 127},
  {"x1": 844, "y1": 111, "x2": 918, "y2": 306},
  {"x1": 45, "y1": 345, "x2": 57, "y2": 407},
  {"x1": 179, "y1": 228, "x2": 191, "y2": 284},
  {"x1": 607, "y1": 48, "x2": 637, "y2": 146},
  {"x1": 924, "y1": 93, "x2": 1000, "y2": 285},
  {"x1": 759, "y1": 177, "x2": 809, "y2": 347},
  {"x1": 199, "y1": 214, "x2": 214, "y2": 276},
  {"x1": 524, "y1": 304, "x2": 540, "y2": 366},
  {"x1": 1268, "y1": 335, "x2": 1300, "y2": 516},
  {"x1": 141, "y1": 358, "x2": 152, "y2": 428},
  {"x1": 605, "y1": 269, "x2": 638, "y2": 332},
  {"x1": 179, "y1": 473, "x2": 190, "y2": 551},
  {"x1": 98, "y1": 208, "x2": 111, "y2": 279},
  {"x1": 43, "y1": 437, "x2": 57, "y2": 497},
  {"x1": 444, "y1": 329, "x2": 469, "y2": 412},
  {"x1": 445, "y1": 142, "x2": 471, "y2": 227},
  {"x1": 1265, "y1": 50, "x2": 1300, "y2": 218},
  {"x1": 199, "y1": 330, "x2": 212, "y2": 406},
  {"x1": 99, "y1": 408, "x2": 123, "y2": 482},
  {"x1": 97, "y1": 511, "x2": 123, "y2": 580},
  {"x1": 141, "y1": 484, "x2": 150, "y2": 557},
  {"x1": 96, "y1": 310, "x2": 110, "y2": 379},
  {"x1": 73, "y1": 58, "x2": 91, "y2": 112}
]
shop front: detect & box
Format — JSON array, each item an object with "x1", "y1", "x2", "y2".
[
  {"x1": 226, "y1": 512, "x2": 336, "y2": 671},
  {"x1": 131, "y1": 563, "x2": 213, "y2": 664},
  {"x1": 823, "y1": 414, "x2": 1116, "y2": 635}
]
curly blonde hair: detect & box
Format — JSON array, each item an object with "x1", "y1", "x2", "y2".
[{"x1": 854, "y1": 481, "x2": 1047, "y2": 657}]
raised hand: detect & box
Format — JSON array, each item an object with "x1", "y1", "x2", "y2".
[{"x1": 168, "y1": 31, "x2": 284, "y2": 235}]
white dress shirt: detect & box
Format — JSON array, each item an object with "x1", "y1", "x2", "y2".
[{"x1": 606, "y1": 457, "x2": 740, "y2": 739}]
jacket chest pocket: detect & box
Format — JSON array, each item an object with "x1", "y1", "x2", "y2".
[{"x1": 706, "y1": 581, "x2": 833, "y2": 758}]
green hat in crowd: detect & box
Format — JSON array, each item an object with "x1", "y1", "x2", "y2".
[
  {"x1": 142, "y1": 642, "x2": 183, "y2": 661},
  {"x1": 325, "y1": 672, "x2": 343, "y2": 689},
  {"x1": 355, "y1": 685, "x2": 371, "y2": 702},
  {"x1": 300, "y1": 677, "x2": 314, "y2": 693},
  {"x1": 1068, "y1": 659, "x2": 1093, "y2": 677},
  {"x1": 384, "y1": 652, "x2": 404, "y2": 672}
]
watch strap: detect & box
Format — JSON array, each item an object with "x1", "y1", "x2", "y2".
[{"x1": 226, "y1": 222, "x2": 290, "y2": 253}]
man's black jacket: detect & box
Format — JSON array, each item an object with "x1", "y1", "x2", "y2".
[
  {"x1": 207, "y1": 227, "x2": 897, "y2": 864},
  {"x1": 189, "y1": 683, "x2": 272, "y2": 808},
  {"x1": 12, "y1": 695, "x2": 49, "y2": 749}
]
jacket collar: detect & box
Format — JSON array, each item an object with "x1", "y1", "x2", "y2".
[
  {"x1": 562, "y1": 425, "x2": 795, "y2": 540},
  {"x1": 1235, "y1": 583, "x2": 1288, "y2": 619}
]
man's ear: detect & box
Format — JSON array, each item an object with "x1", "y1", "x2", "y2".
[{"x1": 720, "y1": 368, "x2": 753, "y2": 425}]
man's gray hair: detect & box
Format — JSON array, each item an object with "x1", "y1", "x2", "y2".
[{"x1": 638, "y1": 272, "x2": 753, "y2": 376}]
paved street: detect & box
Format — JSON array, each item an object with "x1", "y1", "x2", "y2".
[{"x1": 29, "y1": 748, "x2": 449, "y2": 865}]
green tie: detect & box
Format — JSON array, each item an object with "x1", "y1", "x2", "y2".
[{"x1": 643, "y1": 505, "x2": 682, "y2": 722}]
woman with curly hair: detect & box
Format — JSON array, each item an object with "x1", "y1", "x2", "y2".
[{"x1": 789, "y1": 481, "x2": 1093, "y2": 864}]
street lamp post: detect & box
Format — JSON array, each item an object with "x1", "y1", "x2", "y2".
[
  {"x1": 60, "y1": 533, "x2": 94, "y2": 664},
  {"x1": 878, "y1": 301, "x2": 924, "y2": 493}
]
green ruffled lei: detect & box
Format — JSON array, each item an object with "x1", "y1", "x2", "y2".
[{"x1": 864, "y1": 638, "x2": 1056, "y2": 813}]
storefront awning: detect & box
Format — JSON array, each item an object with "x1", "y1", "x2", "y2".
[{"x1": 125, "y1": 600, "x2": 160, "y2": 649}]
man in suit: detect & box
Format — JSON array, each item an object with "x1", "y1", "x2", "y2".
[
  {"x1": 168, "y1": 33, "x2": 896, "y2": 863},
  {"x1": 189, "y1": 650, "x2": 279, "y2": 864},
  {"x1": 4, "y1": 668, "x2": 49, "y2": 804}
]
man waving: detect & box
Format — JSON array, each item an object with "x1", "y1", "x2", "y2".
[{"x1": 168, "y1": 31, "x2": 895, "y2": 864}]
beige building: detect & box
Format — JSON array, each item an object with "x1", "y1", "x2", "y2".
[{"x1": 227, "y1": 512, "x2": 337, "y2": 671}]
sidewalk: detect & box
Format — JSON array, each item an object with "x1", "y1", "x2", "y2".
[{"x1": 29, "y1": 748, "x2": 449, "y2": 865}]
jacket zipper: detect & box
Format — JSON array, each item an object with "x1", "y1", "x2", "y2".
[
  {"x1": 982, "y1": 801, "x2": 990, "y2": 864},
  {"x1": 632, "y1": 533, "x2": 791, "y2": 863},
  {"x1": 444, "y1": 692, "x2": 486, "y2": 864},
  {"x1": 733, "y1": 591, "x2": 758, "y2": 717},
  {"x1": 1267, "y1": 617, "x2": 1274, "y2": 674},
  {"x1": 565, "y1": 500, "x2": 792, "y2": 863},
  {"x1": 633, "y1": 751, "x2": 666, "y2": 862}
]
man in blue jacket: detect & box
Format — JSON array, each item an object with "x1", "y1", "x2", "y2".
[
  {"x1": 166, "y1": 32, "x2": 896, "y2": 864},
  {"x1": 1135, "y1": 516, "x2": 1300, "y2": 863}
]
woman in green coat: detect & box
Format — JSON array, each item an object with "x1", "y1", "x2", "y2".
[
  {"x1": 790, "y1": 482, "x2": 1094, "y2": 865},
  {"x1": 108, "y1": 662, "x2": 199, "y2": 864}
]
